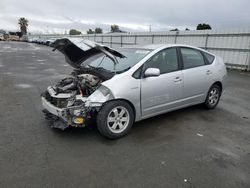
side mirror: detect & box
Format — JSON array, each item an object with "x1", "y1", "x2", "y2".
[{"x1": 144, "y1": 68, "x2": 160, "y2": 77}]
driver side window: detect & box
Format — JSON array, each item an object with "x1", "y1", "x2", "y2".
[{"x1": 144, "y1": 48, "x2": 179, "y2": 74}]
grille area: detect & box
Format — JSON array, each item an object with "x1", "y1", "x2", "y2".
[{"x1": 43, "y1": 91, "x2": 68, "y2": 108}]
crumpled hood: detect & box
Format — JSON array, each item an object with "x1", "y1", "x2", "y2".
[{"x1": 51, "y1": 38, "x2": 125, "y2": 69}]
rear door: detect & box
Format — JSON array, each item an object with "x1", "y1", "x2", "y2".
[
  {"x1": 179, "y1": 47, "x2": 213, "y2": 104},
  {"x1": 140, "y1": 47, "x2": 183, "y2": 117}
]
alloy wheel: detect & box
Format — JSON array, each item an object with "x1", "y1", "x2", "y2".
[
  {"x1": 107, "y1": 106, "x2": 130, "y2": 134},
  {"x1": 208, "y1": 88, "x2": 219, "y2": 105}
]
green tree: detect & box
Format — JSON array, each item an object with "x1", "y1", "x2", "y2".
[
  {"x1": 18, "y1": 17, "x2": 28, "y2": 36},
  {"x1": 196, "y1": 23, "x2": 212, "y2": 30},
  {"x1": 111, "y1": 24, "x2": 119, "y2": 32},
  {"x1": 95, "y1": 27, "x2": 103, "y2": 34},
  {"x1": 87, "y1": 29, "x2": 94, "y2": 34},
  {"x1": 170, "y1": 28, "x2": 179, "y2": 31},
  {"x1": 69, "y1": 29, "x2": 81, "y2": 35}
]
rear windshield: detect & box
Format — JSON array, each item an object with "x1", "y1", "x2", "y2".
[{"x1": 83, "y1": 48, "x2": 151, "y2": 73}]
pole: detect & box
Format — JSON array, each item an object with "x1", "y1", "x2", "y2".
[
  {"x1": 174, "y1": 31, "x2": 179, "y2": 44},
  {"x1": 121, "y1": 35, "x2": 123, "y2": 47},
  {"x1": 248, "y1": 42, "x2": 250, "y2": 71},
  {"x1": 110, "y1": 36, "x2": 112, "y2": 47},
  {"x1": 205, "y1": 34, "x2": 209, "y2": 50}
]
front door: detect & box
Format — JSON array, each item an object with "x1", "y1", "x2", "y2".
[{"x1": 141, "y1": 48, "x2": 183, "y2": 118}]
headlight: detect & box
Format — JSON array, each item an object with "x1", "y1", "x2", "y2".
[
  {"x1": 98, "y1": 85, "x2": 110, "y2": 96},
  {"x1": 85, "y1": 85, "x2": 114, "y2": 107}
]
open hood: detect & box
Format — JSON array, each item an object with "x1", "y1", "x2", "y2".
[{"x1": 51, "y1": 38, "x2": 126, "y2": 69}]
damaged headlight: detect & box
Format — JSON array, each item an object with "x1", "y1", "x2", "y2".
[
  {"x1": 73, "y1": 109, "x2": 83, "y2": 116},
  {"x1": 85, "y1": 85, "x2": 114, "y2": 107},
  {"x1": 98, "y1": 85, "x2": 110, "y2": 96}
]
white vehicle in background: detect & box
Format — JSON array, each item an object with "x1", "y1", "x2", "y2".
[{"x1": 42, "y1": 38, "x2": 227, "y2": 139}]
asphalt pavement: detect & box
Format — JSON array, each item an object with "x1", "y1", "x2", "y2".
[{"x1": 0, "y1": 41, "x2": 250, "y2": 188}]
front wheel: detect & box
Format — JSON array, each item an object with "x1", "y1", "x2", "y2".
[
  {"x1": 204, "y1": 84, "x2": 221, "y2": 109},
  {"x1": 97, "y1": 100, "x2": 134, "y2": 139}
]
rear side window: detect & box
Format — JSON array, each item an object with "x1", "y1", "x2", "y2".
[
  {"x1": 180, "y1": 48, "x2": 205, "y2": 69},
  {"x1": 203, "y1": 52, "x2": 215, "y2": 64}
]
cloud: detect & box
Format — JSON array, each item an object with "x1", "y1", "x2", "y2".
[{"x1": 0, "y1": 0, "x2": 249, "y2": 33}]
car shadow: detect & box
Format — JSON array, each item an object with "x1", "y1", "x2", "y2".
[
  {"x1": 134, "y1": 104, "x2": 203, "y2": 127},
  {"x1": 50, "y1": 104, "x2": 204, "y2": 141}
]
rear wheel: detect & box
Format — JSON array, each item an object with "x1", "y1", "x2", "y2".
[
  {"x1": 97, "y1": 100, "x2": 134, "y2": 139},
  {"x1": 204, "y1": 84, "x2": 221, "y2": 109}
]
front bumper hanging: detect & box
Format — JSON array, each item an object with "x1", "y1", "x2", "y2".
[{"x1": 42, "y1": 96, "x2": 87, "y2": 130}]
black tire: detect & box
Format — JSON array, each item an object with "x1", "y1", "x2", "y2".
[
  {"x1": 97, "y1": 100, "x2": 134, "y2": 139},
  {"x1": 204, "y1": 84, "x2": 221, "y2": 109}
]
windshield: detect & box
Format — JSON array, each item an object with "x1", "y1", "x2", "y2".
[{"x1": 82, "y1": 48, "x2": 151, "y2": 73}]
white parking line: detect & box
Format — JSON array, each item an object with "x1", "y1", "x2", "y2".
[
  {"x1": 196, "y1": 133, "x2": 204, "y2": 137},
  {"x1": 15, "y1": 84, "x2": 33, "y2": 89}
]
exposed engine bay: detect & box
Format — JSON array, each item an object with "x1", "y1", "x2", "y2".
[
  {"x1": 55, "y1": 72, "x2": 101, "y2": 96},
  {"x1": 42, "y1": 67, "x2": 114, "y2": 129}
]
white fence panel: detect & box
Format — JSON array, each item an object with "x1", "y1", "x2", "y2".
[
  {"x1": 136, "y1": 36, "x2": 153, "y2": 45},
  {"x1": 122, "y1": 36, "x2": 136, "y2": 45},
  {"x1": 30, "y1": 28, "x2": 250, "y2": 70},
  {"x1": 176, "y1": 36, "x2": 206, "y2": 47},
  {"x1": 153, "y1": 35, "x2": 175, "y2": 44}
]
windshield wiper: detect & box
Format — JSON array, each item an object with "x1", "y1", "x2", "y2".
[
  {"x1": 87, "y1": 65, "x2": 107, "y2": 71},
  {"x1": 87, "y1": 65, "x2": 130, "y2": 74},
  {"x1": 87, "y1": 64, "x2": 95, "y2": 68},
  {"x1": 114, "y1": 67, "x2": 131, "y2": 74}
]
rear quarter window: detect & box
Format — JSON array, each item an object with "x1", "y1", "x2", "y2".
[
  {"x1": 203, "y1": 52, "x2": 215, "y2": 64},
  {"x1": 180, "y1": 48, "x2": 205, "y2": 69}
]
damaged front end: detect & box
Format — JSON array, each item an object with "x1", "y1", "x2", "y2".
[{"x1": 41, "y1": 38, "x2": 123, "y2": 130}]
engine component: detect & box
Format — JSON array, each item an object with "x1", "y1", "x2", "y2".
[
  {"x1": 53, "y1": 71, "x2": 102, "y2": 97},
  {"x1": 72, "y1": 116, "x2": 85, "y2": 125}
]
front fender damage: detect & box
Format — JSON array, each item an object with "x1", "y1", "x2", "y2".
[{"x1": 85, "y1": 85, "x2": 114, "y2": 108}]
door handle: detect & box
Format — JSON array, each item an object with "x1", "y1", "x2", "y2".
[
  {"x1": 174, "y1": 77, "x2": 182, "y2": 82},
  {"x1": 206, "y1": 70, "x2": 212, "y2": 75}
]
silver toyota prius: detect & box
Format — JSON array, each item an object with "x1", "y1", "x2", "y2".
[{"x1": 41, "y1": 38, "x2": 227, "y2": 139}]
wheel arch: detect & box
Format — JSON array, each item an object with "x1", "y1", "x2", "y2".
[
  {"x1": 102, "y1": 98, "x2": 136, "y2": 121},
  {"x1": 204, "y1": 81, "x2": 223, "y2": 102},
  {"x1": 213, "y1": 81, "x2": 223, "y2": 91}
]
